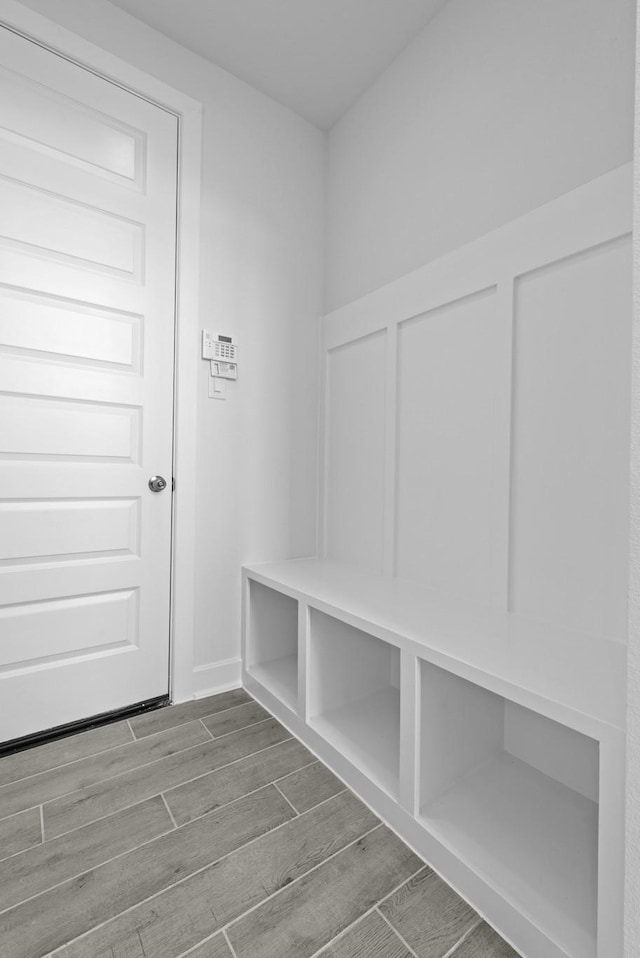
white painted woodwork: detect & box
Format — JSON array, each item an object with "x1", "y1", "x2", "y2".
[
  {"x1": 324, "y1": 330, "x2": 387, "y2": 572},
  {"x1": 395, "y1": 287, "x2": 504, "y2": 605},
  {"x1": 246, "y1": 580, "x2": 298, "y2": 712},
  {"x1": 0, "y1": 26, "x2": 178, "y2": 740},
  {"x1": 0, "y1": 395, "x2": 140, "y2": 461},
  {"x1": 0, "y1": 590, "x2": 139, "y2": 669},
  {"x1": 0, "y1": 499, "x2": 139, "y2": 562},
  {"x1": 424, "y1": 753, "x2": 598, "y2": 958},
  {"x1": 311, "y1": 688, "x2": 400, "y2": 799},
  {"x1": 243, "y1": 560, "x2": 624, "y2": 958},
  {"x1": 0, "y1": 177, "x2": 143, "y2": 278},
  {"x1": 510, "y1": 237, "x2": 632, "y2": 640},
  {"x1": 0, "y1": 64, "x2": 141, "y2": 182},
  {"x1": 420, "y1": 663, "x2": 600, "y2": 958},
  {"x1": 0, "y1": 287, "x2": 140, "y2": 370},
  {"x1": 309, "y1": 609, "x2": 400, "y2": 797},
  {"x1": 242, "y1": 166, "x2": 632, "y2": 958},
  {"x1": 419, "y1": 663, "x2": 505, "y2": 807},
  {"x1": 309, "y1": 610, "x2": 399, "y2": 715},
  {"x1": 503, "y1": 701, "x2": 600, "y2": 805},
  {"x1": 244, "y1": 557, "x2": 624, "y2": 734},
  {"x1": 321, "y1": 163, "x2": 632, "y2": 650}
]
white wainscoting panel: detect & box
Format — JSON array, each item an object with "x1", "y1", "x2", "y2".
[
  {"x1": 509, "y1": 236, "x2": 632, "y2": 640},
  {"x1": 395, "y1": 286, "x2": 504, "y2": 607},
  {"x1": 324, "y1": 329, "x2": 387, "y2": 572},
  {"x1": 320, "y1": 164, "x2": 632, "y2": 647}
]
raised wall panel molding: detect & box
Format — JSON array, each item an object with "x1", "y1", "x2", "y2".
[
  {"x1": 322, "y1": 163, "x2": 632, "y2": 630},
  {"x1": 493, "y1": 276, "x2": 516, "y2": 610},
  {"x1": 243, "y1": 164, "x2": 632, "y2": 958},
  {"x1": 382, "y1": 321, "x2": 398, "y2": 577}
]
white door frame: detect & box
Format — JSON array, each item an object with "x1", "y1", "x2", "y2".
[
  {"x1": 0, "y1": 0, "x2": 202, "y2": 704},
  {"x1": 626, "y1": 5, "x2": 640, "y2": 953}
]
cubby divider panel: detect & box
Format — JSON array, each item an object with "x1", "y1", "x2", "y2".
[
  {"x1": 419, "y1": 662, "x2": 599, "y2": 958},
  {"x1": 247, "y1": 580, "x2": 298, "y2": 711},
  {"x1": 309, "y1": 609, "x2": 400, "y2": 798}
]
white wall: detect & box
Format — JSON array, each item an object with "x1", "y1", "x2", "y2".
[
  {"x1": 626, "y1": 7, "x2": 640, "y2": 953},
  {"x1": 15, "y1": 0, "x2": 325, "y2": 689},
  {"x1": 326, "y1": 0, "x2": 636, "y2": 311}
]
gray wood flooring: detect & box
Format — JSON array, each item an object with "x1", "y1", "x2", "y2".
[{"x1": 0, "y1": 690, "x2": 521, "y2": 958}]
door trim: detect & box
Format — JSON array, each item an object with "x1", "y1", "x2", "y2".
[{"x1": 0, "y1": 0, "x2": 202, "y2": 703}]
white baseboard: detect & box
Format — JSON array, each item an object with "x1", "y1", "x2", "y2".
[{"x1": 191, "y1": 657, "x2": 242, "y2": 699}]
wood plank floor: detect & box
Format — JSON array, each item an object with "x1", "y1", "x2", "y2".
[{"x1": 0, "y1": 690, "x2": 521, "y2": 958}]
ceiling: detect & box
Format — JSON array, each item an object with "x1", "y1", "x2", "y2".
[{"x1": 108, "y1": 0, "x2": 448, "y2": 129}]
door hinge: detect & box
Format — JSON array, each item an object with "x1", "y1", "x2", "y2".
[{"x1": 171, "y1": 477, "x2": 175, "y2": 492}]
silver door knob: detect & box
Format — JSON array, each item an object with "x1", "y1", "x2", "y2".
[{"x1": 148, "y1": 475, "x2": 167, "y2": 492}]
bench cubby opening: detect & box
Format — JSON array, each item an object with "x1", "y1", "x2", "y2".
[
  {"x1": 419, "y1": 661, "x2": 599, "y2": 958},
  {"x1": 308, "y1": 609, "x2": 400, "y2": 798},
  {"x1": 246, "y1": 580, "x2": 298, "y2": 711}
]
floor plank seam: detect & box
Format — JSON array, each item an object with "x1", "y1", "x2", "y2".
[
  {"x1": 0, "y1": 706, "x2": 266, "y2": 801},
  {"x1": 199, "y1": 718, "x2": 216, "y2": 740},
  {"x1": 203, "y1": 715, "x2": 274, "y2": 742},
  {"x1": 0, "y1": 810, "x2": 43, "y2": 865},
  {"x1": 156, "y1": 752, "x2": 310, "y2": 830},
  {"x1": 0, "y1": 742, "x2": 135, "y2": 796},
  {"x1": 25, "y1": 734, "x2": 296, "y2": 853},
  {"x1": 0, "y1": 801, "x2": 46, "y2": 824},
  {"x1": 31, "y1": 727, "x2": 295, "y2": 842},
  {"x1": 211, "y1": 717, "x2": 274, "y2": 740},
  {"x1": 223, "y1": 928, "x2": 239, "y2": 958},
  {"x1": 303, "y1": 864, "x2": 426, "y2": 958},
  {"x1": 38, "y1": 797, "x2": 169, "y2": 845},
  {"x1": 160, "y1": 792, "x2": 179, "y2": 829},
  {"x1": 375, "y1": 905, "x2": 422, "y2": 958},
  {"x1": 0, "y1": 816, "x2": 179, "y2": 919},
  {"x1": 272, "y1": 781, "x2": 300, "y2": 816},
  {"x1": 223, "y1": 822, "x2": 383, "y2": 937},
  {"x1": 203, "y1": 699, "x2": 267, "y2": 726},
  {"x1": 271, "y1": 759, "x2": 317, "y2": 784},
  {"x1": 442, "y1": 917, "x2": 484, "y2": 958},
  {"x1": 375, "y1": 865, "x2": 427, "y2": 909},
  {"x1": 2, "y1": 713, "x2": 270, "y2": 812},
  {"x1": 0, "y1": 728, "x2": 217, "y2": 817},
  {"x1": 132, "y1": 695, "x2": 253, "y2": 740},
  {"x1": 0, "y1": 733, "x2": 145, "y2": 793},
  {"x1": 0, "y1": 692, "x2": 513, "y2": 958},
  {"x1": 39, "y1": 787, "x2": 365, "y2": 958},
  {"x1": 176, "y1": 939, "x2": 216, "y2": 958},
  {"x1": 176, "y1": 936, "x2": 225, "y2": 958},
  {"x1": 304, "y1": 909, "x2": 373, "y2": 958},
  {"x1": 203, "y1": 717, "x2": 278, "y2": 745}
]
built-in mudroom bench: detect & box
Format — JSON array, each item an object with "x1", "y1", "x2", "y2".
[{"x1": 242, "y1": 163, "x2": 631, "y2": 958}]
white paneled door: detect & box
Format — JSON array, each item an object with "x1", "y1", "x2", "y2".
[{"x1": 0, "y1": 27, "x2": 178, "y2": 741}]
